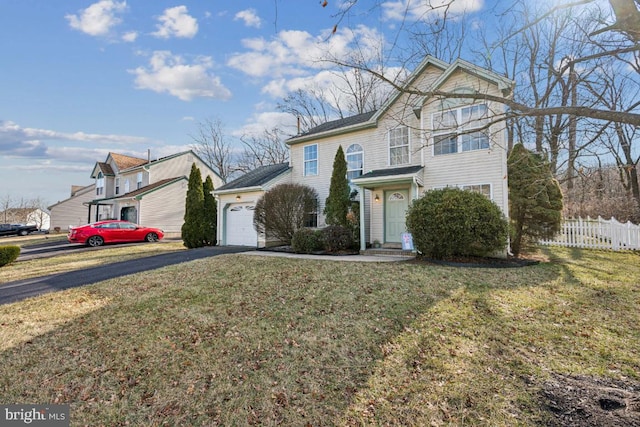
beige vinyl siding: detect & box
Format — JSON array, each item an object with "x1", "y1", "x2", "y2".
[
  {"x1": 291, "y1": 130, "x2": 372, "y2": 228},
  {"x1": 48, "y1": 185, "x2": 96, "y2": 231},
  {"x1": 149, "y1": 153, "x2": 224, "y2": 189},
  {"x1": 138, "y1": 180, "x2": 188, "y2": 234},
  {"x1": 421, "y1": 69, "x2": 509, "y2": 214}
]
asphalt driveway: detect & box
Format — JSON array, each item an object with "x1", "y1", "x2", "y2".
[{"x1": 0, "y1": 245, "x2": 252, "y2": 305}]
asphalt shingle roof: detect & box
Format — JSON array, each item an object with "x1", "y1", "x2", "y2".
[
  {"x1": 292, "y1": 110, "x2": 377, "y2": 138},
  {"x1": 217, "y1": 163, "x2": 290, "y2": 191},
  {"x1": 356, "y1": 165, "x2": 424, "y2": 179}
]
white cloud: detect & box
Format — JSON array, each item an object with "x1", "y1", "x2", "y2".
[
  {"x1": 122, "y1": 31, "x2": 138, "y2": 42},
  {"x1": 382, "y1": 0, "x2": 484, "y2": 21},
  {"x1": 0, "y1": 120, "x2": 153, "y2": 160},
  {"x1": 227, "y1": 25, "x2": 385, "y2": 79},
  {"x1": 66, "y1": 0, "x2": 127, "y2": 37},
  {"x1": 129, "y1": 51, "x2": 232, "y2": 101},
  {"x1": 152, "y1": 6, "x2": 198, "y2": 39},
  {"x1": 233, "y1": 111, "x2": 298, "y2": 138},
  {"x1": 234, "y1": 9, "x2": 262, "y2": 28}
]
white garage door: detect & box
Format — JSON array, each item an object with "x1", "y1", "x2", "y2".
[{"x1": 226, "y1": 204, "x2": 257, "y2": 246}]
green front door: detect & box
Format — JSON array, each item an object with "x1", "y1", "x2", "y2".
[{"x1": 384, "y1": 189, "x2": 409, "y2": 243}]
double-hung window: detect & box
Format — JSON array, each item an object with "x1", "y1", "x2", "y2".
[
  {"x1": 304, "y1": 144, "x2": 318, "y2": 176},
  {"x1": 346, "y1": 144, "x2": 363, "y2": 182},
  {"x1": 136, "y1": 172, "x2": 143, "y2": 189},
  {"x1": 389, "y1": 126, "x2": 409, "y2": 165},
  {"x1": 433, "y1": 103, "x2": 489, "y2": 155},
  {"x1": 115, "y1": 178, "x2": 120, "y2": 195},
  {"x1": 96, "y1": 172, "x2": 104, "y2": 196}
]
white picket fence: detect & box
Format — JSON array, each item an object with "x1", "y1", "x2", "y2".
[{"x1": 539, "y1": 216, "x2": 640, "y2": 251}]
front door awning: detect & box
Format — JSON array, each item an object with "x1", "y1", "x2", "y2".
[{"x1": 351, "y1": 165, "x2": 424, "y2": 189}]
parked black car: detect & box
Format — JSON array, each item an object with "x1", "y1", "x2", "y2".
[{"x1": 0, "y1": 223, "x2": 40, "y2": 236}]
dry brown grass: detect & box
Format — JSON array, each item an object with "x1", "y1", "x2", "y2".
[{"x1": 0, "y1": 247, "x2": 638, "y2": 426}]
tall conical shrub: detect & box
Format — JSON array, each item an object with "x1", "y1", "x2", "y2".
[
  {"x1": 182, "y1": 163, "x2": 205, "y2": 248},
  {"x1": 324, "y1": 145, "x2": 351, "y2": 227},
  {"x1": 203, "y1": 175, "x2": 217, "y2": 246},
  {"x1": 508, "y1": 143, "x2": 563, "y2": 256}
]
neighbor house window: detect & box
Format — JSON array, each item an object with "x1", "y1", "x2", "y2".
[
  {"x1": 304, "y1": 144, "x2": 318, "y2": 176},
  {"x1": 389, "y1": 126, "x2": 409, "y2": 165},
  {"x1": 115, "y1": 178, "x2": 120, "y2": 195},
  {"x1": 136, "y1": 172, "x2": 143, "y2": 189},
  {"x1": 433, "y1": 103, "x2": 489, "y2": 155},
  {"x1": 96, "y1": 172, "x2": 104, "y2": 196},
  {"x1": 346, "y1": 144, "x2": 363, "y2": 182}
]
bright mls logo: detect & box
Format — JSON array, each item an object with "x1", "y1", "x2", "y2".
[{"x1": 1, "y1": 405, "x2": 69, "y2": 426}]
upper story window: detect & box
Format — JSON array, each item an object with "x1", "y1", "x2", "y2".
[
  {"x1": 115, "y1": 178, "x2": 120, "y2": 195},
  {"x1": 304, "y1": 144, "x2": 318, "y2": 176},
  {"x1": 96, "y1": 172, "x2": 104, "y2": 196},
  {"x1": 124, "y1": 179, "x2": 130, "y2": 194},
  {"x1": 346, "y1": 144, "x2": 363, "y2": 182},
  {"x1": 389, "y1": 126, "x2": 409, "y2": 165},
  {"x1": 136, "y1": 172, "x2": 143, "y2": 189},
  {"x1": 433, "y1": 103, "x2": 489, "y2": 156}
]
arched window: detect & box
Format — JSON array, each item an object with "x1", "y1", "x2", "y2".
[{"x1": 346, "y1": 144, "x2": 364, "y2": 182}]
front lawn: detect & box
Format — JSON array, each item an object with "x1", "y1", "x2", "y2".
[{"x1": 0, "y1": 247, "x2": 638, "y2": 426}]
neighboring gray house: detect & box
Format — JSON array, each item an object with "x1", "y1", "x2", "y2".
[
  {"x1": 50, "y1": 150, "x2": 223, "y2": 236},
  {"x1": 217, "y1": 56, "x2": 513, "y2": 249},
  {"x1": 49, "y1": 184, "x2": 96, "y2": 232}
]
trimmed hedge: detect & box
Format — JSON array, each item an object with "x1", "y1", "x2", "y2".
[
  {"x1": 406, "y1": 187, "x2": 508, "y2": 259},
  {"x1": 320, "y1": 225, "x2": 354, "y2": 252},
  {"x1": 291, "y1": 228, "x2": 324, "y2": 254},
  {"x1": 0, "y1": 245, "x2": 20, "y2": 267}
]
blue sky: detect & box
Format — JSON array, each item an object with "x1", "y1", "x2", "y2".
[{"x1": 0, "y1": 0, "x2": 487, "y2": 206}]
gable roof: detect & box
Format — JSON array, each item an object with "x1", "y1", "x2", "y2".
[
  {"x1": 287, "y1": 55, "x2": 515, "y2": 144},
  {"x1": 94, "y1": 162, "x2": 115, "y2": 177},
  {"x1": 216, "y1": 162, "x2": 291, "y2": 193},
  {"x1": 109, "y1": 152, "x2": 149, "y2": 170}
]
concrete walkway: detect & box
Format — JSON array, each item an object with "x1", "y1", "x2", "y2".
[{"x1": 242, "y1": 250, "x2": 414, "y2": 262}]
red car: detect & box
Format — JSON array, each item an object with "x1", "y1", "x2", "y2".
[{"x1": 68, "y1": 220, "x2": 164, "y2": 247}]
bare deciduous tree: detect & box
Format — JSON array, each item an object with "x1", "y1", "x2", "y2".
[
  {"x1": 190, "y1": 117, "x2": 235, "y2": 183},
  {"x1": 236, "y1": 128, "x2": 290, "y2": 174}
]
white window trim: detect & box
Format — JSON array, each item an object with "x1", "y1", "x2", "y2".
[
  {"x1": 431, "y1": 103, "x2": 490, "y2": 156},
  {"x1": 388, "y1": 126, "x2": 410, "y2": 166},
  {"x1": 303, "y1": 144, "x2": 318, "y2": 176}
]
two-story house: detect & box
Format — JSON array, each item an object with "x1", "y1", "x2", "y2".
[
  {"x1": 50, "y1": 150, "x2": 222, "y2": 235},
  {"x1": 215, "y1": 56, "x2": 513, "y2": 249}
]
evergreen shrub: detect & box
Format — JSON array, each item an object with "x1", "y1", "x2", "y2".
[
  {"x1": 0, "y1": 245, "x2": 20, "y2": 267},
  {"x1": 320, "y1": 225, "x2": 354, "y2": 252},
  {"x1": 406, "y1": 187, "x2": 508, "y2": 259},
  {"x1": 291, "y1": 228, "x2": 323, "y2": 254}
]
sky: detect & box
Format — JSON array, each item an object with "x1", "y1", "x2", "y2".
[{"x1": 0, "y1": 0, "x2": 489, "y2": 206}]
